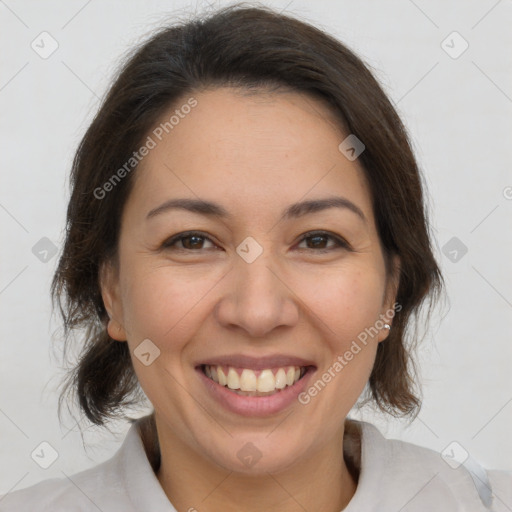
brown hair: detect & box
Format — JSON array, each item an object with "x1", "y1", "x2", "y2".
[{"x1": 52, "y1": 3, "x2": 443, "y2": 430}]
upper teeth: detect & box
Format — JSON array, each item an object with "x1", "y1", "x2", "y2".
[{"x1": 204, "y1": 365, "x2": 303, "y2": 392}]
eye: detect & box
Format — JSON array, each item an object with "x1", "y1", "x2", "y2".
[
  {"x1": 161, "y1": 231, "x2": 217, "y2": 251},
  {"x1": 296, "y1": 231, "x2": 350, "y2": 253},
  {"x1": 160, "y1": 230, "x2": 350, "y2": 254}
]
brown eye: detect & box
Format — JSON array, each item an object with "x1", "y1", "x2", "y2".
[
  {"x1": 296, "y1": 231, "x2": 350, "y2": 252},
  {"x1": 162, "y1": 231, "x2": 216, "y2": 251},
  {"x1": 161, "y1": 230, "x2": 349, "y2": 254}
]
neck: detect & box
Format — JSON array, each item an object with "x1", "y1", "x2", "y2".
[{"x1": 140, "y1": 414, "x2": 360, "y2": 512}]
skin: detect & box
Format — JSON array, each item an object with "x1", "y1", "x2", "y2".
[{"x1": 101, "y1": 87, "x2": 399, "y2": 512}]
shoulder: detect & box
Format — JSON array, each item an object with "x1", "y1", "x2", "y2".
[
  {"x1": 0, "y1": 417, "x2": 172, "y2": 512},
  {"x1": 0, "y1": 432, "x2": 136, "y2": 512},
  {"x1": 0, "y1": 457, "x2": 132, "y2": 512},
  {"x1": 351, "y1": 420, "x2": 512, "y2": 511}
]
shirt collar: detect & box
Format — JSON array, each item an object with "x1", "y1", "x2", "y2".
[
  {"x1": 342, "y1": 418, "x2": 387, "y2": 510},
  {"x1": 114, "y1": 417, "x2": 177, "y2": 511}
]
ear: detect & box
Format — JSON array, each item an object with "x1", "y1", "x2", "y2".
[
  {"x1": 378, "y1": 254, "x2": 401, "y2": 343},
  {"x1": 99, "y1": 260, "x2": 127, "y2": 342}
]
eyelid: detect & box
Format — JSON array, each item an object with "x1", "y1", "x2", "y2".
[
  {"x1": 161, "y1": 230, "x2": 217, "y2": 250},
  {"x1": 161, "y1": 230, "x2": 350, "y2": 252},
  {"x1": 296, "y1": 230, "x2": 350, "y2": 250}
]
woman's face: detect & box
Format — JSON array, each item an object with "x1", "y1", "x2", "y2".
[{"x1": 102, "y1": 87, "x2": 398, "y2": 474}]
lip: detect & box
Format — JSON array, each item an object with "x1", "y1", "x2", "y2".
[
  {"x1": 196, "y1": 363, "x2": 317, "y2": 417},
  {"x1": 195, "y1": 353, "x2": 316, "y2": 371}
]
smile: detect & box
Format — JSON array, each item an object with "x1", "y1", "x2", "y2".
[
  {"x1": 201, "y1": 364, "x2": 308, "y2": 396},
  {"x1": 195, "y1": 355, "x2": 316, "y2": 416}
]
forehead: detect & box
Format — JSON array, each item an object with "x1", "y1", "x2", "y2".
[{"x1": 130, "y1": 87, "x2": 374, "y2": 223}]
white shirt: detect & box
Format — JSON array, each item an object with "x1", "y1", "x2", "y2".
[{"x1": 1, "y1": 416, "x2": 510, "y2": 511}]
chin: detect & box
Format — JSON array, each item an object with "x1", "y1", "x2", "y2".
[{"x1": 202, "y1": 434, "x2": 306, "y2": 476}]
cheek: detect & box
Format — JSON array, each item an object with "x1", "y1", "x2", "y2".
[
  {"x1": 117, "y1": 265, "x2": 218, "y2": 404},
  {"x1": 119, "y1": 263, "x2": 221, "y2": 344},
  {"x1": 297, "y1": 265, "x2": 384, "y2": 403},
  {"x1": 300, "y1": 265, "x2": 385, "y2": 344}
]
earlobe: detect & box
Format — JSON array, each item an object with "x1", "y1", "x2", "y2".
[
  {"x1": 107, "y1": 318, "x2": 127, "y2": 341},
  {"x1": 377, "y1": 322, "x2": 392, "y2": 343},
  {"x1": 99, "y1": 261, "x2": 127, "y2": 342}
]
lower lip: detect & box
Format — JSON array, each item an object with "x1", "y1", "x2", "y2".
[{"x1": 196, "y1": 366, "x2": 316, "y2": 417}]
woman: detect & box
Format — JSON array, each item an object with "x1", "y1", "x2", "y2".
[{"x1": 1, "y1": 4, "x2": 510, "y2": 511}]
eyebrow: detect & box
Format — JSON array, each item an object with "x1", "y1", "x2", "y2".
[{"x1": 146, "y1": 196, "x2": 367, "y2": 223}]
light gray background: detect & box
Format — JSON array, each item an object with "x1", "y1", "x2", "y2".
[{"x1": 1, "y1": 0, "x2": 511, "y2": 494}]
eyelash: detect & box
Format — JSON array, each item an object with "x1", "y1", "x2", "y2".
[{"x1": 160, "y1": 230, "x2": 350, "y2": 254}]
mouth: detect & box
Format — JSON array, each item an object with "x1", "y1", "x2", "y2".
[
  {"x1": 199, "y1": 364, "x2": 312, "y2": 397},
  {"x1": 194, "y1": 354, "x2": 317, "y2": 416}
]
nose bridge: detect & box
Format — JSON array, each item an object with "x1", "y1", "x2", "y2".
[
  {"x1": 238, "y1": 246, "x2": 279, "y2": 301},
  {"x1": 214, "y1": 237, "x2": 299, "y2": 337}
]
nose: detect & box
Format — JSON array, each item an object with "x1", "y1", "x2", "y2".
[{"x1": 214, "y1": 248, "x2": 300, "y2": 338}]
